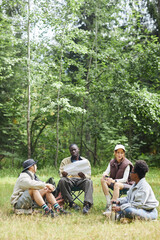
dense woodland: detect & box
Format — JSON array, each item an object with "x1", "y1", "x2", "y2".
[{"x1": 0, "y1": 0, "x2": 160, "y2": 169}]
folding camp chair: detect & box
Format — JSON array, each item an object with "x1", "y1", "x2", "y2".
[
  {"x1": 109, "y1": 188, "x2": 128, "y2": 198},
  {"x1": 71, "y1": 186, "x2": 84, "y2": 205}
]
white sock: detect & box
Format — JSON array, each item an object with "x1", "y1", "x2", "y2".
[{"x1": 105, "y1": 195, "x2": 111, "y2": 206}]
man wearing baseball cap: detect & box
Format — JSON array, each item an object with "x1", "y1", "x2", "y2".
[
  {"x1": 101, "y1": 144, "x2": 133, "y2": 217},
  {"x1": 11, "y1": 159, "x2": 68, "y2": 217}
]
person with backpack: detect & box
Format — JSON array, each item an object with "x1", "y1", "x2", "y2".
[{"x1": 11, "y1": 159, "x2": 68, "y2": 217}]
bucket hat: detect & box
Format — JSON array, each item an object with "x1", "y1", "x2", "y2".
[{"x1": 22, "y1": 159, "x2": 38, "y2": 172}]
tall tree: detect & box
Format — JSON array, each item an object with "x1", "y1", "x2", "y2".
[
  {"x1": 147, "y1": 0, "x2": 160, "y2": 41},
  {"x1": 27, "y1": 0, "x2": 31, "y2": 158},
  {"x1": 0, "y1": 0, "x2": 28, "y2": 163}
]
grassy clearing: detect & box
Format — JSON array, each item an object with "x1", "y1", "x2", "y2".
[{"x1": 0, "y1": 168, "x2": 160, "y2": 240}]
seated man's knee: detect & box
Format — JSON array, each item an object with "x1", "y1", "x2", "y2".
[
  {"x1": 59, "y1": 177, "x2": 68, "y2": 186},
  {"x1": 84, "y1": 179, "x2": 93, "y2": 191},
  {"x1": 101, "y1": 177, "x2": 105, "y2": 185},
  {"x1": 84, "y1": 178, "x2": 89, "y2": 183},
  {"x1": 29, "y1": 189, "x2": 39, "y2": 198},
  {"x1": 29, "y1": 189, "x2": 37, "y2": 195},
  {"x1": 84, "y1": 178, "x2": 92, "y2": 186},
  {"x1": 114, "y1": 182, "x2": 120, "y2": 190},
  {"x1": 88, "y1": 179, "x2": 93, "y2": 187},
  {"x1": 123, "y1": 207, "x2": 135, "y2": 219}
]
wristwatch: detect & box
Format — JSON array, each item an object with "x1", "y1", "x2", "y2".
[{"x1": 115, "y1": 180, "x2": 117, "y2": 182}]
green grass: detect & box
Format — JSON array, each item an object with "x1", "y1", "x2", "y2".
[{"x1": 0, "y1": 167, "x2": 160, "y2": 240}]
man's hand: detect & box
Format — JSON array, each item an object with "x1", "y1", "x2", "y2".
[
  {"x1": 78, "y1": 172, "x2": 86, "y2": 179},
  {"x1": 111, "y1": 200, "x2": 120, "y2": 205},
  {"x1": 112, "y1": 205, "x2": 121, "y2": 212},
  {"x1": 62, "y1": 171, "x2": 68, "y2": 177},
  {"x1": 105, "y1": 177, "x2": 113, "y2": 185},
  {"x1": 45, "y1": 183, "x2": 55, "y2": 192},
  {"x1": 103, "y1": 175, "x2": 108, "y2": 180}
]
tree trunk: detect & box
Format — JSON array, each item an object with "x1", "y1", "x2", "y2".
[
  {"x1": 80, "y1": 113, "x2": 84, "y2": 155},
  {"x1": 84, "y1": 15, "x2": 98, "y2": 160},
  {"x1": 55, "y1": 88, "x2": 60, "y2": 168},
  {"x1": 55, "y1": 50, "x2": 63, "y2": 167},
  {"x1": 83, "y1": 140, "x2": 98, "y2": 164},
  {"x1": 27, "y1": 0, "x2": 31, "y2": 158},
  {"x1": 93, "y1": 137, "x2": 97, "y2": 166},
  {"x1": 158, "y1": 0, "x2": 160, "y2": 42}
]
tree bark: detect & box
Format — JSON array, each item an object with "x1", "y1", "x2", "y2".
[
  {"x1": 82, "y1": 140, "x2": 98, "y2": 164},
  {"x1": 27, "y1": 0, "x2": 31, "y2": 158},
  {"x1": 55, "y1": 88, "x2": 60, "y2": 168},
  {"x1": 31, "y1": 124, "x2": 47, "y2": 155},
  {"x1": 55, "y1": 50, "x2": 63, "y2": 167},
  {"x1": 93, "y1": 137, "x2": 97, "y2": 166},
  {"x1": 80, "y1": 113, "x2": 84, "y2": 155},
  {"x1": 158, "y1": 0, "x2": 160, "y2": 42}
]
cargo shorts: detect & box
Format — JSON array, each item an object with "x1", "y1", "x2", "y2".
[{"x1": 15, "y1": 190, "x2": 33, "y2": 209}]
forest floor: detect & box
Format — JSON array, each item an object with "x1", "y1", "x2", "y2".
[{"x1": 0, "y1": 167, "x2": 160, "y2": 240}]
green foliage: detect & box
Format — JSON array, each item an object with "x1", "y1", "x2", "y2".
[
  {"x1": 0, "y1": 1, "x2": 27, "y2": 158},
  {"x1": 0, "y1": 0, "x2": 160, "y2": 167}
]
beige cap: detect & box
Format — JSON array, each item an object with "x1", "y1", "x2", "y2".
[{"x1": 114, "y1": 144, "x2": 125, "y2": 151}]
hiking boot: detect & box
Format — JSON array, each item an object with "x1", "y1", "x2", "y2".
[
  {"x1": 103, "y1": 205, "x2": 111, "y2": 217},
  {"x1": 56, "y1": 207, "x2": 71, "y2": 215},
  {"x1": 43, "y1": 209, "x2": 58, "y2": 218},
  {"x1": 120, "y1": 217, "x2": 132, "y2": 224},
  {"x1": 83, "y1": 203, "x2": 90, "y2": 214},
  {"x1": 69, "y1": 202, "x2": 81, "y2": 211}
]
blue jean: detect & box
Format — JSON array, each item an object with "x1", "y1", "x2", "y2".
[{"x1": 118, "y1": 207, "x2": 158, "y2": 220}]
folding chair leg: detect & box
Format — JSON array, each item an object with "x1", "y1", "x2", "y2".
[
  {"x1": 71, "y1": 190, "x2": 84, "y2": 205},
  {"x1": 109, "y1": 190, "x2": 113, "y2": 198}
]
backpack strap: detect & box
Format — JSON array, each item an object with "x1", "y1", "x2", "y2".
[{"x1": 25, "y1": 170, "x2": 38, "y2": 180}]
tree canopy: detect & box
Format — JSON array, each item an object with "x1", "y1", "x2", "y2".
[{"x1": 0, "y1": 0, "x2": 160, "y2": 168}]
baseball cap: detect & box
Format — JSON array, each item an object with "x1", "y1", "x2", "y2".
[{"x1": 114, "y1": 144, "x2": 125, "y2": 152}]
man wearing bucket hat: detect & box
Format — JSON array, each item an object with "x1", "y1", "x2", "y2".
[
  {"x1": 101, "y1": 144, "x2": 134, "y2": 216},
  {"x1": 11, "y1": 159, "x2": 68, "y2": 217}
]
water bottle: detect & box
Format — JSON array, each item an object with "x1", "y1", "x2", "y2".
[{"x1": 111, "y1": 201, "x2": 116, "y2": 222}]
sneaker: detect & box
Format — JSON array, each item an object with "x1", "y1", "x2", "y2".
[
  {"x1": 83, "y1": 204, "x2": 90, "y2": 214},
  {"x1": 116, "y1": 213, "x2": 120, "y2": 221},
  {"x1": 103, "y1": 205, "x2": 111, "y2": 217},
  {"x1": 69, "y1": 202, "x2": 81, "y2": 211}
]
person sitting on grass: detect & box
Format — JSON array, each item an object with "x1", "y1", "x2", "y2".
[
  {"x1": 10, "y1": 159, "x2": 69, "y2": 217},
  {"x1": 101, "y1": 144, "x2": 133, "y2": 216},
  {"x1": 112, "y1": 160, "x2": 159, "y2": 221},
  {"x1": 57, "y1": 143, "x2": 93, "y2": 214}
]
